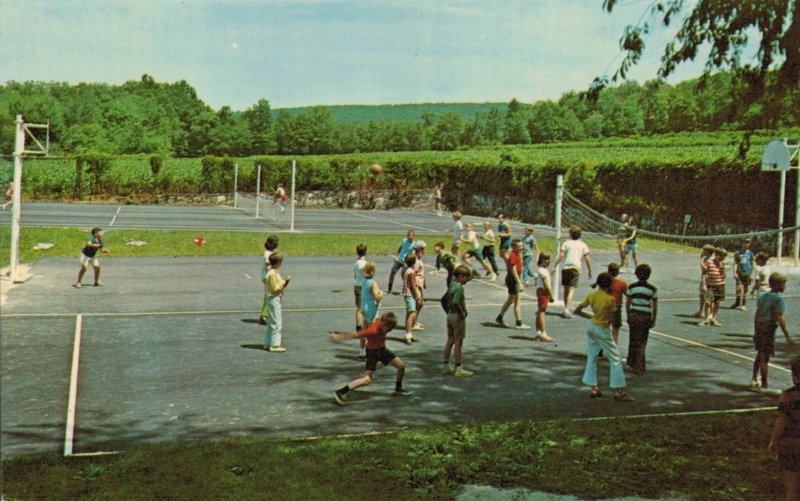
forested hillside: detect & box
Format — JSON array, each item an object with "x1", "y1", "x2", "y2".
[{"x1": 1, "y1": 72, "x2": 797, "y2": 158}]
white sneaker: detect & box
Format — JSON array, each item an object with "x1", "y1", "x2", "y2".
[
  {"x1": 73, "y1": 282, "x2": 82, "y2": 289},
  {"x1": 515, "y1": 323, "x2": 531, "y2": 330},
  {"x1": 749, "y1": 379, "x2": 761, "y2": 389},
  {"x1": 489, "y1": 273, "x2": 497, "y2": 281},
  {"x1": 562, "y1": 310, "x2": 573, "y2": 319},
  {"x1": 454, "y1": 366, "x2": 474, "y2": 377},
  {"x1": 412, "y1": 324, "x2": 425, "y2": 331},
  {"x1": 442, "y1": 365, "x2": 455, "y2": 375}
]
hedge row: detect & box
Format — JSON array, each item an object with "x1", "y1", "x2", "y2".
[{"x1": 0, "y1": 144, "x2": 791, "y2": 231}]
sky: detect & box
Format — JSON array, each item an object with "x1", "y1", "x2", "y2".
[{"x1": 0, "y1": 0, "x2": 712, "y2": 111}]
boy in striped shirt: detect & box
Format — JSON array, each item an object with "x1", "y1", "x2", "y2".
[
  {"x1": 700, "y1": 248, "x2": 726, "y2": 327},
  {"x1": 625, "y1": 264, "x2": 658, "y2": 375}
]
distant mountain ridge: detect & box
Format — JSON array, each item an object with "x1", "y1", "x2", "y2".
[{"x1": 272, "y1": 102, "x2": 508, "y2": 124}]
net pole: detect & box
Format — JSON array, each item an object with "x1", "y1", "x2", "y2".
[
  {"x1": 778, "y1": 169, "x2": 786, "y2": 265},
  {"x1": 233, "y1": 162, "x2": 239, "y2": 209},
  {"x1": 9, "y1": 114, "x2": 23, "y2": 282},
  {"x1": 290, "y1": 159, "x2": 296, "y2": 232},
  {"x1": 552, "y1": 173, "x2": 563, "y2": 302},
  {"x1": 256, "y1": 164, "x2": 262, "y2": 219}
]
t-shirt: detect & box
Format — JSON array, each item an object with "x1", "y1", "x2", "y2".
[
  {"x1": 266, "y1": 269, "x2": 285, "y2": 297},
  {"x1": 82, "y1": 236, "x2": 103, "y2": 258},
  {"x1": 755, "y1": 291, "x2": 786, "y2": 331},
  {"x1": 706, "y1": 259, "x2": 725, "y2": 287},
  {"x1": 353, "y1": 257, "x2": 367, "y2": 287},
  {"x1": 522, "y1": 234, "x2": 537, "y2": 257},
  {"x1": 734, "y1": 249, "x2": 755, "y2": 277},
  {"x1": 755, "y1": 264, "x2": 771, "y2": 294},
  {"x1": 465, "y1": 230, "x2": 481, "y2": 250},
  {"x1": 402, "y1": 267, "x2": 416, "y2": 297},
  {"x1": 506, "y1": 250, "x2": 522, "y2": 275},
  {"x1": 396, "y1": 238, "x2": 415, "y2": 264},
  {"x1": 261, "y1": 249, "x2": 273, "y2": 281},
  {"x1": 626, "y1": 280, "x2": 658, "y2": 315},
  {"x1": 361, "y1": 277, "x2": 380, "y2": 323},
  {"x1": 610, "y1": 278, "x2": 628, "y2": 304},
  {"x1": 560, "y1": 239, "x2": 590, "y2": 270},
  {"x1": 445, "y1": 281, "x2": 467, "y2": 317},
  {"x1": 579, "y1": 290, "x2": 617, "y2": 328},
  {"x1": 483, "y1": 229, "x2": 496, "y2": 247},
  {"x1": 414, "y1": 256, "x2": 425, "y2": 288},
  {"x1": 357, "y1": 320, "x2": 388, "y2": 350},
  {"x1": 452, "y1": 220, "x2": 463, "y2": 241},
  {"x1": 535, "y1": 266, "x2": 551, "y2": 290},
  {"x1": 436, "y1": 251, "x2": 457, "y2": 272}
]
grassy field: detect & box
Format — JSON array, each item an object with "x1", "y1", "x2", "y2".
[{"x1": 1, "y1": 410, "x2": 782, "y2": 500}]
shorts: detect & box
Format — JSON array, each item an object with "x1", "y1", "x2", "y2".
[
  {"x1": 736, "y1": 273, "x2": 751, "y2": 287},
  {"x1": 505, "y1": 273, "x2": 520, "y2": 294},
  {"x1": 80, "y1": 253, "x2": 100, "y2": 267},
  {"x1": 561, "y1": 267, "x2": 580, "y2": 287},
  {"x1": 391, "y1": 260, "x2": 405, "y2": 274},
  {"x1": 536, "y1": 288, "x2": 549, "y2": 311},
  {"x1": 365, "y1": 347, "x2": 396, "y2": 372},
  {"x1": 754, "y1": 324, "x2": 776, "y2": 356},
  {"x1": 452, "y1": 239, "x2": 461, "y2": 249},
  {"x1": 354, "y1": 285, "x2": 362, "y2": 307},
  {"x1": 625, "y1": 241, "x2": 638, "y2": 254},
  {"x1": 611, "y1": 307, "x2": 622, "y2": 329},
  {"x1": 708, "y1": 285, "x2": 726, "y2": 302},
  {"x1": 616, "y1": 237, "x2": 626, "y2": 249},
  {"x1": 404, "y1": 296, "x2": 416, "y2": 312},
  {"x1": 447, "y1": 313, "x2": 466, "y2": 340},
  {"x1": 499, "y1": 238, "x2": 512, "y2": 251},
  {"x1": 464, "y1": 248, "x2": 481, "y2": 259}
]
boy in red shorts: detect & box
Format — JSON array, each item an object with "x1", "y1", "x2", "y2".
[
  {"x1": 330, "y1": 312, "x2": 412, "y2": 405},
  {"x1": 534, "y1": 252, "x2": 555, "y2": 342}
]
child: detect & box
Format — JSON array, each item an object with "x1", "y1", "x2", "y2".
[
  {"x1": 495, "y1": 239, "x2": 531, "y2": 330},
  {"x1": 434, "y1": 185, "x2": 443, "y2": 217},
  {"x1": 442, "y1": 265, "x2": 474, "y2": 377},
  {"x1": 412, "y1": 241, "x2": 427, "y2": 331},
  {"x1": 607, "y1": 263, "x2": 628, "y2": 345},
  {"x1": 621, "y1": 216, "x2": 639, "y2": 271},
  {"x1": 574, "y1": 272, "x2": 633, "y2": 402},
  {"x1": 480, "y1": 221, "x2": 499, "y2": 275},
  {"x1": 353, "y1": 243, "x2": 369, "y2": 358},
  {"x1": 74, "y1": 227, "x2": 109, "y2": 288},
  {"x1": 274, "y1": 184, "x2": 287, "y2": 213},
  {"x1": 732, "y1": 238, "x2": 755, "y2": 310},
  {"x1": 461, "y1": 222, "x2": 497, "y2": 280},
  {"x1": 768, "y1": 356, "x2": 800, "y2": 500},
  {"x1": 263, "y1": 253, "x2": 291, "y2": 352},
  {"x1": 259, "y1": 235, "x2": 280, "y2": 325},
  {"x1": 402, "y1": 253, "x2": 422, "y2": 344},
  {"x1": 330, "y1": 311, "x2": 412, "y2": 405},
  {"x1": 1, "y1": 181, "x2": 12, "y2": 210},
  {"x1": 751, "y1": 272, "x2": 794, "y2": 392},
  {"x1": 433, "y1": 241, "x2": 458, "y2": 287},
  {"x1": 449, "y1": 211, "x2": 464, "y2": 254},
  {"x1": 360, "y1": 261, "x2": 383, "y2": 359},
  {"x1": 497, "y1": 213, "x2": 512, "y2": 260},
  {"x1": 521, "y1": 226, "x2": 539, "y2": 285},
  {"x1": 699, "y1": 247, "x2": 726, "y2": 327},
  {"x1": 387, "y1": 230, "x2": 416, "y2": 294},
  {"x1": 534, "y1": 252, "x2": 555, "y2": 342},
  {"x1": 552, "y1": 225, "x2": 593, "y2": 318},
  {"x1": 625, "y1": 264, "x2": 658, "y2": 375},
  {"x1": 753, "y1": 252, "x2": 771, "y2": 300},
  {"x1": 691, "y1": 244, "x2": 715, "y2": 318}
]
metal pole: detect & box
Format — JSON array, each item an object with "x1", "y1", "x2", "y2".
[
  {"x1": 789, "y1": 139, "x2": 800, "y2": 265},
  {"x1": 255, "y1": 164, "x2": 261, "y2": 219},
  {"x1": 233, "y1": 162, "x2": 239, "y2": 209},
  {"x1": 290, "y1": 159, "x2": 296, "y2": 232},
  {"x1": 9, "y1": 115, "x2": 23, "y2": 282},
  {"x1": 553, "y1": 173, "x2": 563, "y2": 302},
  {"x1": 778, "y1": 169, "x2": 786, "y2": 265}
]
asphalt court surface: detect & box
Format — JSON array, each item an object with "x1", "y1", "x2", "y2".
[
  {"x1": 3, "y1": 250, "x2": 799, "y2": 458},
  {"x1": 0, "y1": 201, "x2": 530, "y2": 235}
]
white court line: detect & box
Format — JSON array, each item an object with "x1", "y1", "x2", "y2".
[
  {"x1": 64, "y1": 314, "x2": 82, "y2": 456},
  {"x1": 109, "y1": 205, "x2": 122, "y2": 227}
]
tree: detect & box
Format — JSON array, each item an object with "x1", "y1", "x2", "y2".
[
  {"x1": 593, "y1": 0, "x2": 800, "y2": 102},
  {"x1": 242, "y1": 99, "x2": 276, "y2": 155}
]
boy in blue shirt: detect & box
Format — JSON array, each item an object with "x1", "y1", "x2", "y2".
[
  {"x1": 751, "y1": 272, "x2": 794, "y2": 393},
  {"x1": 74, "y1": 227, "x2": 108, "y2": 288},
  {"x1": 387, "y1": 230, "x2": 415, "y2": 294},
  {"x1": 732, "y1": 238, "x2": 755, "y2": 311}
]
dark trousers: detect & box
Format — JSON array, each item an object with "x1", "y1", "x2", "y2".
[
  {"x1": 627, "y1": 311, "x2": 652, "y2": 374},
  {"x1": 482, "y1": 245, "x2": 499, "y2": 274}
]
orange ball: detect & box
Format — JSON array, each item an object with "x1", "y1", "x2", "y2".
[{"x1": 370, "y1": 164, "x2": 382, "y2": 175}]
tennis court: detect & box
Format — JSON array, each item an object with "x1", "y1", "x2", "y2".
[{"x1": 3, "y1": 209, "x2": 797, "y2": 458}]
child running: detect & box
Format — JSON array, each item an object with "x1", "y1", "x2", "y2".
[
  {"x1": 259, "y1": 235, "x2": 280, "y2": 325},
  {"x1": 433, "y1": 241, "x2": 459, "y2": 287},
  {"x1": 574, "y1": 272, "x2": 633, "y2": 402},
  {"x1": 442, "y1": 265, "x2": 474, "y2": 377},
  {"x1": 495, "y1": 239, "x2": 531, "y2": 330},
  {"x1": 480, "y1": 220, "x2": 499, "y2": 275},
  {"x1": 751, "y1": 272, "x2": 794, "y2": 392},
  {"x1": 769, "y1": 356, "x2": 800, "y2": 500},
  {"x1": 625, "y1": 264, "x2": 658, "y2": 375},
  {"x1": 74, "y1": 227, "x2": 109, "y2": 288},
  {"x1": 461, "y1": 222, "x2": 497, "y2": 280},
  {"x1": 412, "y1": 241, "x2": 427, "y2": 332},
  {"x1": 691, "y1": 244, "x2": 715, "y2": 318},
  {"x1": 263, "y1": 253, "x2": 291, "y2": 352},
  {"x1": 402, "y1": 253, "x2": 422, "y2": 344},
  {"x1": 387, "y1": 230, "x2": 416, "y2": 294},
  {"x1": 699, "y1": 247, "x2": 726, "y2": 326},
  {"x1": 732, "y1": 238, "x2": 755, "y2": 310},
  {"x1": 331, "y1": 311, "x2": 412, "y2": 405},
  {"x1": 353, "y1": 243, "x2": 369, "y2": 359},
  {"x1": 533, "y1": 252, "x2": 555, "y2": 342}
]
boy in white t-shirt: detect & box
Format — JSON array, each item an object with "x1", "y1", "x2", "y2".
[
  {"x1": 552, "y1": 225, "x2": 592, "y2": 318},
  {"x1": 752, "y1": 252, "x2": 771, "y2": 300},
  {"x1": 460, "y1": 222, "x2": 497, "y2": 281}
]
